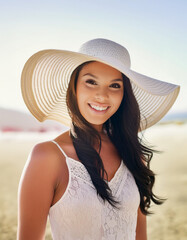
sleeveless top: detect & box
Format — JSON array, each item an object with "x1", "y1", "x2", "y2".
[{"x1": 49, "y1": 140, "x2": 140, "y2": 240}]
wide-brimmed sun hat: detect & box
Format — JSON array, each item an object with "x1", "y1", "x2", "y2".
[{"x1": 21, "y1": 38, "x2": 180, "y2": 130}]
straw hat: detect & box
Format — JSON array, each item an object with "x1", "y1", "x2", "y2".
[{"x1": 21, "y1": 38, "x2": 180, "y2": 130}]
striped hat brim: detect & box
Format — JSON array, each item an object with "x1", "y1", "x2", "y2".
[{"x1": 21, "y1": 48, "x2": 180, "y2": 130}]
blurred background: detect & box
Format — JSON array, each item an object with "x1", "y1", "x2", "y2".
[{"x1": 0, "y1": 0, "x2": 187, "y2": 239}]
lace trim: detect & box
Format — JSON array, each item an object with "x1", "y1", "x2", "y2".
[
  {"x1": 67, "y1": 157, "x2": 94, "y2": 187},
  {"x1": 66, "y1": 157, "x2": 127, "y2": 196}
]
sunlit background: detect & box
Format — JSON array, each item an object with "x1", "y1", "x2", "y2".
[
  {"x1": 0, "y1": 1, "x2": 187, "y2": 240},
  {"x1": 1, "y1": 0, "x2": 186, "y2": 114}
]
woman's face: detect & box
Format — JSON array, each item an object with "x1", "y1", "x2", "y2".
[{"x1": 76, "y1": 61, "x2": 124, "y2": 132}]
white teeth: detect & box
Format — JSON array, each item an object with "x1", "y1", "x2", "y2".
[{"x1": 90, "y1": 104, "x2": 108, "y2": 111}]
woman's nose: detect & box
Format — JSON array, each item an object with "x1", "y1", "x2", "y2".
[{"x1": 94, "y1": 87, "x2": 109, "y2": 101}]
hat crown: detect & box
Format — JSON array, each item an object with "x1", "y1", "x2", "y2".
[{"x1": 79, "y1": 38, "x2": 131, "y2": 68}]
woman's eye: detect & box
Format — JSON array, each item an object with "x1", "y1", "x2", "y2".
[
  {"x1": 85, "y1": 79, "x2": 97, "y2": 85},
  {"x1": 110, "y1": 83, "x2": 121, "y2": 88}
]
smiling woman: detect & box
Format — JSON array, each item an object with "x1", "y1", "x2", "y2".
[{"x1": 18, "y1": 38, "x2": 180, "y2": 240}]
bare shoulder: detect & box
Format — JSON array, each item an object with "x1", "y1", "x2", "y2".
[
  {"x1": 28, "y1": 141, "x2": 61, "y2": 171},
  {"x1": 31, "y1": 140, "x2": 61, "y2": 162},
  {"x1": 29, "y1": 130, "x2": 71, "y2": 166},
  {"x1": 20, "y1": 141, "x2": 63, "y2": 193},
  {"x1": 20, "y1": 130, "x2": 72, "y2": 191}
]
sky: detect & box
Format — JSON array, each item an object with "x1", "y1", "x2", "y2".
[{"x1": 0, "y1": 0, "x2": 187, "y2": 115}]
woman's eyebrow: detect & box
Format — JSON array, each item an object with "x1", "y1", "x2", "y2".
[
  {"x1": 83, "y1": 73, "x2": 98, "y2": 78},
  {"x1": 111, "y1": 79, "x2": 123, "y2": 82},
  {"x1": 83, "y1": 73, "x2": 123, "y2": 82}
]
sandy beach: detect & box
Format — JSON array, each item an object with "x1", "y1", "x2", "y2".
[{"x1": 0, "y1": 124, "x2": 187, "y2": 240}]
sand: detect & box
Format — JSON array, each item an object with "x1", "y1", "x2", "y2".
[{"x1": 0, "y1": 124, "x2": 187, "y2": 240}]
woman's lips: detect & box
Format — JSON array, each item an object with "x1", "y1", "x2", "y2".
[{"x1": 88, "y1": 103, "x2": 110, "y2": 113}]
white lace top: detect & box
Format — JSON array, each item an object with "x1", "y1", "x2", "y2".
[{"x1": 49, "y1": 140, "x2": 140, "y2": 240}]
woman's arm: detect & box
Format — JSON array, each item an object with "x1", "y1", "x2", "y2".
[
  {"x1": 136, "y1": 206, "x2": 147, "y2": 240},
  {"x1": 17, "y1": 142, "x2": 60, "y2": 240}
]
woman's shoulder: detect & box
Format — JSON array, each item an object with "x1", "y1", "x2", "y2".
[
  {"x1": 31, "y1": 130, "x2": 71, "y2": 160},
  {"x1": 24, "y1": 131, "x2": 71, "y2": 180},
  {"x1": 30, "y1": 141, "x2": 61, "y2": 169}
]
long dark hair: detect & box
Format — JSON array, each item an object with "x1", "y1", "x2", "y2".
[{"x1": 66, "y1": 61, "x2": 164, "y2": 215}]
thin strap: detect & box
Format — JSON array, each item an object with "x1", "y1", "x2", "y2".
[{"x1": 51, "y1": 140, "x2": 68, "y2": 158}]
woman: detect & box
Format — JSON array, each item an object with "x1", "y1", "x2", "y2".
[{"x1": 18, "y1": 38, "x2": 180, "y2": 240}]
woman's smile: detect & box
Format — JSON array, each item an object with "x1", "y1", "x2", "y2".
[{"x1": 88, "y1": 103, "x2": 110, "y2": 114}]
